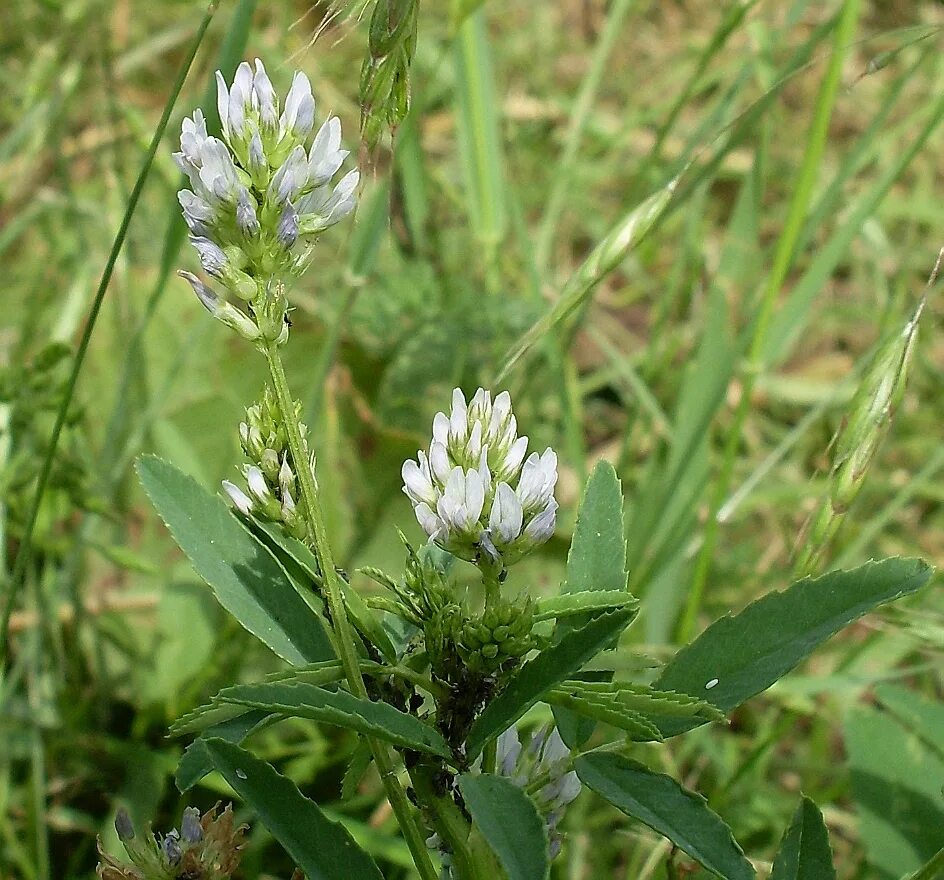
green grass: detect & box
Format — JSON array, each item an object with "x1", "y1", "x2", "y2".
[{"x1": 2, "y1": 0, "x2": 944, "y2": 877}]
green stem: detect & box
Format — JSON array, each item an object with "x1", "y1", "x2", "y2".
[
  {"x1": 677, "y1": 0, "x2": 862, "y2": 642},
  {"x1": 411, "y1": 766, "x2": 481, "y2": 880},
  {"x1": 263, "y1": 342, "x2": 439, "y2": 880}
]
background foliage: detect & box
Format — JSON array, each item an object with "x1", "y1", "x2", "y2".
[{"x1": 2, "y1": 0, "x2": 944, "y2": 877}]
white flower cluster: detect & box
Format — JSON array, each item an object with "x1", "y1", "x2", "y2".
[
  {"x1": 401, "y1": 388, "x2": 558, "y2": 566},
  {"x1": 174, "y1": 60, "x2": 358, "y2": 332},
  {"x1": 496, "y1": 725, "x2": 581, "y2": 859}
]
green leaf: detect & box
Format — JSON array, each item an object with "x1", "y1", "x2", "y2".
[
  {"x1": 563, "y1": 461, "x2": 629, "y2": 597},
  {"x1": 218, "y1": 681, "x2": 454, "y2": 759},
  {"x1": 203, "y1": 739, "x2": 383, "y2": 880},
  {"x1": 554, "y1": 462, "x2": 630, "y2": 747},
  {"x1": 136, "y1": 456, "x2": 334, "y2": 665},
  {"x1": 176, "y1": 710, "x2": 271, "y2": 792},
  {"x1": 170, "y1": 701, "x2": 255, "y2": 737},
  {"x1": 534, "y1": 591, "x2": 637, "y2": 622},
  {"x1": 770, "y1": 797, "x2": 836, "y2": 880},
  {"x1": 655, "y1": 558, "x2": 932, "y2": 734},
  {"x1": 545, "y1": 691, "x2": 662, "y2": 742},
  {"x1": 454, "y1": 7, "x2": 507, "y2": 256},
  {"x1": 465, "y1": 606, "x2": 636, "y2": 760},
  {"x1": 845, "y1": 706, "x2": 944, "y2": 877},
  {"x1": 458, "y1": 773, "x2": 549, "y2": 880},
  {"x1": 576, "y1": 753, "x2": 754, "y2": 880},
  {"x1": 552, "y1": 681, "x2": 724, "y2": 727}
]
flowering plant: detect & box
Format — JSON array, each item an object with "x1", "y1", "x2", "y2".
[{"x1": 120, "y1": 59, "x2": 934, "y2": 880}]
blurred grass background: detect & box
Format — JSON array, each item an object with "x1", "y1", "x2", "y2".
[{"x1": 2, "y1": 0, "x2": 944, "y2": 877}]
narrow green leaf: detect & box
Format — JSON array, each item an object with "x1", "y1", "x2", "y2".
[
  {"x1": 770, "y1": 797, "x2": 836, "y2": 880},
  {"x1": 576, "y1": 753, "x2": 754, "y2": 880},
  {"x1": 554, "y1": 681, "x2": 725, "y2": 721},
  {"x1": 553, "y1": 462, "x2": 630, "y2": 744},
  {"x1": 136, "y1": 455, "x2": 334, "y2": 665},
  {"x1": 458, "y1": 773, "x2": 549, "y2": 880},
  {"x1": 219, "y1": 681, "x2": 454, "y2": 759},
  {"x1": 454, "y1": 7, "x2": 506, "y2": 258},
  {"x1": 534, "y1": 591, "x2": 637, "y2": 622},
  {"x1": 176, "y1": 710, "x2": 271, "y2": 792},
  {"x1": 170, "y1": 701, "x2": 252, "y2": 737},
  {"x1": 203, "y1": 739, "x2": 384, "y2": 880},
  {"x1": 563, "y1": 461, "x2": 629, "y2": 596},
  {"x1": 545, "y1": 692, "x2": 662, "y2": 742},
  {"x1": 465, "y1": 607, "x2": 636, "y2": 759},
  {"x1": 655, "y1": 558, "x2": 932, "y2": 735}
]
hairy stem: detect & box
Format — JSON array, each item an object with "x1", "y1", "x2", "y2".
[{"x1": 263, "y1": 341, "x2": 439, "y2": 880}]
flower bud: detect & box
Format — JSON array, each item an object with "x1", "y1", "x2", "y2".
[
  {"x1": 114, "y1": 808, "x2": 135, "y2": 842},
  {"x1": 180, "y1": 807, "x2": 203, "y2": 844},
  {"x1": 178, "y1": 272, "x2": 261, "y2": 342}
]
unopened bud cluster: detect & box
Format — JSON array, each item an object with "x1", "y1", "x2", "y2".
[
  {"x1": 451, "y1": 597, "x2": 536, "y2": 675},
  {"x1": 402, "y1": 389, "x2": 558, "y2": 566},
  {"x1": 174, "y1": 59, "x2": 358, "y2": 343},
  {"x1": 222, "y1": 386, "x2": 313, "y2": 541},
  {"x1": 376, "y1": 547, "x2": 538, "y2": 681},
  {"x1": 98, "y1": 804, "x2": 245, "y2": 880},
  {"x1": 496, "y1": 726, "x2": 581, "y2": 860}
]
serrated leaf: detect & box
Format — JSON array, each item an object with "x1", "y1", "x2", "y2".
[
  {"x1": 576, "y1": 753, "x2": 754, "y2": 880},
  {"x1": 563, "y1": 461, "x2": 628, "y2": 597},
  {"x1": 556, "y1": 681, "x2": 725, "y2": 721},
  {"x1": 170, "y1": 701, "x2": 252, "y2": 737},
  {"x1": 555, "y1": 462, "x2": 630, "y2": 747},
  {"x1": 546, "y1": 691, "x2": 662, "y2": 742},
  {"x1": 341, "y1": 741, "x2": 374, "y2": 800},
  {"x1": 465, "y1": 607, "x2": 636, "y2": 760},
  {"x1": 770, "y1": 797, "x2": 836, "y2": 880},
  {"x1": 534, "y1": 591, "x2": 637, "y2": 622},
  {"x1": 655, "y1": 558, "x2": 932, "y2": 735},
  {"x1": 218, "y1": 681, "x2": 454, "y2": 759},
  {"x1": 458, "y1": 774, "x2": 549, "y2": 880},
  {"x1": 136, "y1": 455, "x2": 334, "y2": 665},
  {"x1": 203, "y1": 739, "x2": 383, "y2": 880},
  {"x1": 170, "y1": 661, "x2": 351, "y2": 737},
  {"x1": 176, "y1": 710, "x2": 271, "y2": 792}
]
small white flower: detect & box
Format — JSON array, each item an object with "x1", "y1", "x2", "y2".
[
  {"x1": 280, "y1": 71, "x2": 315, "y2": 140},
  {"x1": 402, "y1": 453, "x2": 437, "y2": 507},
  {"x1": 189, "y1": 236, "x2": 228, "y2": 277},
  {"x1": 251, "y1": 59, "x2": 278, "y2": 132},
  {"x1": 245, "y1": 465, "x2": 271, "y2": 504},
  {"x1": 489, "y1": 482, "x2": 523, "y2": 546},
  {"x1": 308, "y1": 117, "x2": 348, "y2": 185},
  {"x1": 222, "y1": 480, "x2": 253, "y2": 515}
]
